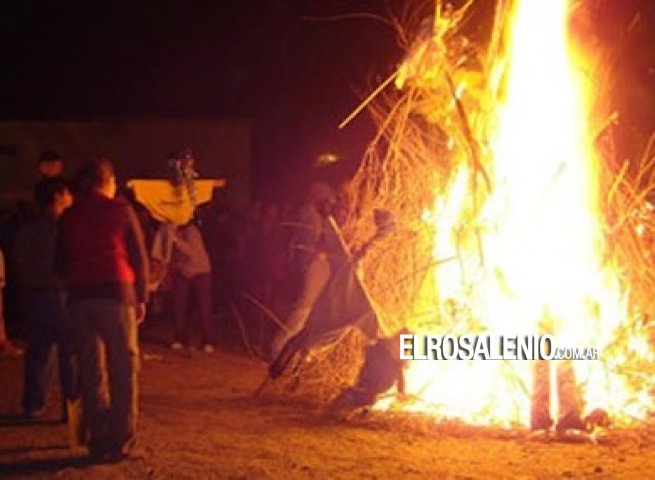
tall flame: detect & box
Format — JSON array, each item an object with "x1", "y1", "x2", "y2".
[{"x1": 392, "y1": 0, "x2": 654, "y2": 427}]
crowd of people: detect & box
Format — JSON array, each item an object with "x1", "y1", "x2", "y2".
[
  {"x1": 0, "y1": 149, "x2": 360, "y2": 461},
  {"x1": 137, "y1": 173, "x2": 340, "y2": 359},
  {"x1": 0, "y1": 154, "x2": 152, "y2": 460}
]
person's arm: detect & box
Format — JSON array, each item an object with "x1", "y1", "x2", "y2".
[
  {"x1": 124, "y1": 204, "x2": 150, "y2": 309},
  {"x1": 292, "y1": 206, "x2": 324, "y2": 271},
  {"x1": 296, "y1": 206, "x2": 323, "y2": 248}
]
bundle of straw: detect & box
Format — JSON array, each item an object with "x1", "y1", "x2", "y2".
[{"x1": 274, "y1": 0, "x2": 655, "y2": 410}]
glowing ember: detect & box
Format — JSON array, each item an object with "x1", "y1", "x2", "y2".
[{"x1": 386, "y1": 0, "x2": 654, "y2": 427}]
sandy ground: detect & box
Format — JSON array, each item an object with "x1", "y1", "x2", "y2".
[{"x1": 1, "y1": 340, "x2": 655, "y2": 479}]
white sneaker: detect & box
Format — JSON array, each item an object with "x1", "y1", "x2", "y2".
[
  {"x1": 170, "y1": 342, "x2": 184, "y2": 351},
  {"x1": 202, "y1": 344, "x2": 215, "y2": 354}
]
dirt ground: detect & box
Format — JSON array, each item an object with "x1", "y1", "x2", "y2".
[{"x1": 1, "y1": 340, "x2": 655, "y2": 480}]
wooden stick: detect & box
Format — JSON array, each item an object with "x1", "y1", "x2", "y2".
[
  {"x1": 339, "y1": 71, "x2": 399, "y2": 130},
  {"x1": 241, "y1": 291, "x2": 289, "y2": 333},
  {"x1": 556, "y1": 361, "x2": 584, "y2": 431},
  {"x1": 531, "y1": 360, "x2": 552, "y2": 430},
  {"x1": 253, "y1": 375, "x2": 272, "y2": 398},
  {"x1": 229, "y1": 301, "x2": 256, "y2": 358},
  {"x1": 443, "y1": 69, "x2": 492, "y2": 193}
]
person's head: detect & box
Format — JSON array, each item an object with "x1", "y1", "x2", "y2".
[
  {"x1": 168, "y1": 147, "x2": 196, "y2": 182},
  {"x1": 34, "y1": 177, "x2": 73, "y2": 217},
  {"x1": 37, "y1": 151, "x2": 65, "y2": 179},
  {"x1": 73, "y1": 158, "x2": 117, "y2": 198},
  {"x1": 308, "y1": 181, "x2": 336, "y2": 216},
  {"x1": 176, "y1": 147, "x2": 195, "y2": 169}
]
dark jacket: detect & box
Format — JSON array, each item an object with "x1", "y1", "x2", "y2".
[
  {"x1": 14, "y1": 213, "x2": 61, "y2": 291},
  {"x1": 56, "y1": 192, "x2": 149, "y2": 305}
]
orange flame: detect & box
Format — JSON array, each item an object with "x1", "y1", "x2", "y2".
[{"x1": 388, "y1": 0, "x2": 654, "y2": 427}]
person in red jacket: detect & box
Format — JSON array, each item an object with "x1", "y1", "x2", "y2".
[{"x1": 56, "y1": 158, "x2": 149, "y2": 461}]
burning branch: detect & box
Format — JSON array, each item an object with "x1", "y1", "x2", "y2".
[{"x1": 279, "y1": 0, "x2": 655, "y2": 429}]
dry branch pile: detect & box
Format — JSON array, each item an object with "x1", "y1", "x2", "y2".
[{"x1": 272, "y1": 0, "x2": 655, "y2": 413}]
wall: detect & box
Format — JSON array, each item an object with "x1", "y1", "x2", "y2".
[{"x1": 0, "y1": 118, "x2": 251, "y2": 207}]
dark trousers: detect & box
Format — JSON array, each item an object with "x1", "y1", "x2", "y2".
[
  {"x1": 69, "y1": 299, "x2": 139, "y2": 451},
  {"x1": 171, "y1": 273, "x2": 215, "y2": 346},
  {"x1": 22, "y1": 290, "x2": 78, "y2": 415}
]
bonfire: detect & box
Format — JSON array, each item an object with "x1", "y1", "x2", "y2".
[{"x1": 272, "y1": 0, "x2": 655, "y2": 435}]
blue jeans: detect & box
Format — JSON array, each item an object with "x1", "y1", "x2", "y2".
[
  {"x1": 22, "y1": 290, "x2": 78, "y2": 415},
  {"x1": 69, "y1": 298, "x2": 139, "y2": 451}
]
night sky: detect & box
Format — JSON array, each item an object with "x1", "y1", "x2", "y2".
[{"x1": 1, "y1": 0, "x2": 653, "y2": 197}]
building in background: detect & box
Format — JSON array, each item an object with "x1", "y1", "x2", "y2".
[{"x1": 0, "y1": 118, "x2": 251, "y2": 208}]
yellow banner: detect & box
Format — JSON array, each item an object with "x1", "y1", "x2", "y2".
[{"x1": 128, "y1": 179, "x2": 224, "y2": 225}]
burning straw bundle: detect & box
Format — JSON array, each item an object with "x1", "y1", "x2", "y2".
[
  {"x1": 341, "y1": 0, "x2": 491, "y2": 333},
  {"x1": 268, "y1": 0, "x2": 492, "y2": 405},
  {"x1": 601, "y1": 131, "x2": 655, "y2": 390},
  {"x1": 273, "y1": 0, "x2": 655, "y2": 417}
]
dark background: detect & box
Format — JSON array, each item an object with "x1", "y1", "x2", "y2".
[{"x1": 0, "y1": 0, "x2": 653, "y2": 200}]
